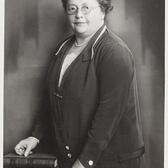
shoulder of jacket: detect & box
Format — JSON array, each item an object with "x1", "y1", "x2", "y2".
[
  {"x1": 94, "y1": 31, "x2": 134, "y2": 71},
  {"x1": 98, "y1": 31, "x2": 133, "y2": 60},
  {"x1": 101, "y1": 30, "x2": 131, "y2": 51}
]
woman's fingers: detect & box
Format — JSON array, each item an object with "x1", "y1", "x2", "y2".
[
  {"x1": 15, "y1": 140, "x2": 28, "y2": 155},
  {"x1": 15, "y1": 144, "x2": 25, "y2": 155},
  {"x1": 24, "y1": 144, "x2": 32, "y2": 157},
  {"x1": 18, "y1": 148, "x2": 25, "y2": 155},
  {"x1": 29, "y1": 151, "x2": 33, "y2": 155},
  {"x1": 15, "y1": 143, "x2": 33, "y2": 156},
  {"x1": 14, "y1": 137, "x2": 39, "y2": 157}
]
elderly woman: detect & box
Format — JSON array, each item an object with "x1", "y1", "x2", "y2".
[{"x1": 15, "y1": 0, "x2": 145, "y2": 168}]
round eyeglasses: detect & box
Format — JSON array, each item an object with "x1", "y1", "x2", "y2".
[{"x1": 66, "y1": 4, "x2": 100, "y2": 15}]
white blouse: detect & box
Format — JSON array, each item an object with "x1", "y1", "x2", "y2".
[{"x1": 58, "y1": 52, "x2": 79, "y2": 87}]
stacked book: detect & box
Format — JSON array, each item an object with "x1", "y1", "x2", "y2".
[{"x1": 4, "y1": 153, "x2": 58, "y2": 168}]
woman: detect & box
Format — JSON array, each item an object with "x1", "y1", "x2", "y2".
[{"x1": 15, "y1": 0, "x2": 145, "y2": 168}]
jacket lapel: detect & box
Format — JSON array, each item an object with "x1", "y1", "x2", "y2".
[
  {"x1": 82, "y1": 24, "x2": 107, "y2": 62},
  {"x1": 56, "y1": 24, "x2": 107, "y2": 89}
]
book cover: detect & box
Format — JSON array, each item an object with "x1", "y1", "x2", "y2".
[{"x1": 4, "y1": 153, "x2": 58, "y2": 168}]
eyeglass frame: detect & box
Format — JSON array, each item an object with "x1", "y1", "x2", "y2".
[{"x1": 66, "y1": 4, "x2": 100, "y2": 15}]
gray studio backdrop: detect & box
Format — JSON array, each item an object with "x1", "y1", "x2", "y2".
[{"x1": 4, "y1": 0, "x2": 164, "y2": 168}]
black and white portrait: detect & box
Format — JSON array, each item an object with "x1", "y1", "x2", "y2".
[{"x1": 3, "y1": 0, "x2": 165, "y2": 168}]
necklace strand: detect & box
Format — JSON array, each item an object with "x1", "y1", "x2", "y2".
[{"x1": 74, "y1": 40, "x2": 89, "y2": 47}]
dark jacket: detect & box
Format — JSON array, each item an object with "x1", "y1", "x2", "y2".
[{"x1": 32, "y1": 25, "x2": 145, "y2": 168}]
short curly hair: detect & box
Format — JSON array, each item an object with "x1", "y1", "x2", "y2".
[{"x1": 61, "y1": 0, "x2": 113, "y2": 14}]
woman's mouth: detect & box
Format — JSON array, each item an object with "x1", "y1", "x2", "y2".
[{"x1": 74, "y1": 22, "x2": 87, "y2": 25}]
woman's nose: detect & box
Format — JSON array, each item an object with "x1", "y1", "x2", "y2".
[{"x1": 75, "y1": 9, "x2": 84, "y2": 19}]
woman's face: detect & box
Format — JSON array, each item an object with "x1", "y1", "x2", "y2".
[{"x1": 66, "y1": 0, "x2": 105, "y2": 38}]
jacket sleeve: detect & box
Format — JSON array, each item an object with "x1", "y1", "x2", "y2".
[
  {"x1": 31, "y1": 86, "x2": 50, "y2": 140},
  {"x1": 79, "y1": 43, "x2": 135, "y2": 168},
  {"x1": 31, "y1": 48, "x2": 60, "y2": 140}
]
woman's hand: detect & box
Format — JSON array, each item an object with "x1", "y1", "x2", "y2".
[
  {"x1": 14, "y1": 137, "x2": 39, "y2": 157},
  {"x1": 72, "y1": 159, "x2": 85, "y2": 168}
]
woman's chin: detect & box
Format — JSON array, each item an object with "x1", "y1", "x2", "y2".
[
  {"x1": 73, "y1": 25, "x2": 88, "y2": 35},
  {"x1": 74, "y1": 29, "x2": 87, "y2": 36}
]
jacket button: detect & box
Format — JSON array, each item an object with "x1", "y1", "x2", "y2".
[
  {"x1": 53, "y1": 92, "x2": 57, "y2": 96},
  {"x1": 65, "y1": 145, "x2": 70, "y2": 150},
  {"x1": 53, "y1": 92, "x2": 63, "y2": 99},
  {"x1": 67, "y1": 153, "x2": 72, "y2": 158},
  {"x1": 88, "y1": 160, "x2": 93, "y2": 166}
]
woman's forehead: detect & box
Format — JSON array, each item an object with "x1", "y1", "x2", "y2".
[{"x1": 67, "y1": 0, "x2": 99, "y2": 6}]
